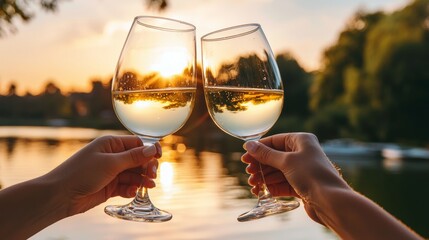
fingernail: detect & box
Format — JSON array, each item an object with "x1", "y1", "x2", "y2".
[
  {"x1": 147, "y1": 181, "x2": 156, "y2": 188},
  {"x1": 155, "y1": 142, "x2": 162, "y2": 158},
  {"x1": 143, "y1": 145, "x2": 157, "y2": 157},
  {"x1": 244, "y1": 141, "x2": 258, "y2": 152}
]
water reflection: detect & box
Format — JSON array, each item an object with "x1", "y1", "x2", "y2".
[
  {"x1": 0, "y1": 137, "x2": 18, "y2": 159},
  {"x1": 1, "y1": 127, "x2": 427, "y2": 239},
  {"x1": 159, "y1": 162, "x2": 174, "y2": 193},
  {"x1": 331, "y1": 157, "x2": 429, "y2": 237}
]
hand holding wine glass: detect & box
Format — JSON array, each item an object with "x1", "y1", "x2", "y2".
[
  {"x1": 105, "y1": 16, "x2": 197, "y2": 222},
  {"x1": 201, "y1": 24, "x2": 299, "y2": 222}
]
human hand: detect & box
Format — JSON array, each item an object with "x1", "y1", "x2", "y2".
[
  {"x1": 43, "y1": 135, "x2": 161, "y2": 217},
  {"x1": 241, "y1": 132, "x2": 349, "y2": 225}
]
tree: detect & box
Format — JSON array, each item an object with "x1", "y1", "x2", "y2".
[
  {"x1": 310, "y1": 10, "x2": 384, "y2": 111},
  {"x1": 276, "y1": 52, "x2": 312, "y2": 118},
  {"x1": 355, "y1": 0, "x2": 429, "y2": 143},
  {"x1": 0, "y1": 0, "x2": 61, "y2": 37},
  {"x1": 0, "y1": 0, "x2": 169, "y2": 37},
  {"x1": 7, "y1": 82, "x2": 17, "y2": 96},
  {"x1": 44, "y1": 81, "x2": 61, "y2": 95},
  {"x1": 307, "y1": 10, "x2": 384, "y2": 140},
  {"x1": 41, "y1": 80, "x2": 70, "y2": 118},
  {"x1": 310, "y1": 0, "x2": 429, "y2": 144}
]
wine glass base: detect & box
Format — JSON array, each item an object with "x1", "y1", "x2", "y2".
[
  {"x1": 237, "y1": 199, "x2": 299, "y2": 222},
  {"x1": 105, "y1": 203, "x2": 172, "y2": 222}
]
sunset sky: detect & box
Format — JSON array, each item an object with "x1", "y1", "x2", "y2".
[{"x1": 0, "y1": 0, "x2": 408, "y2": 95}]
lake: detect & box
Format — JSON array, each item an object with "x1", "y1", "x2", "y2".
[{"x1": 0, "y1": 126, "x2": 427, "y2": 239}]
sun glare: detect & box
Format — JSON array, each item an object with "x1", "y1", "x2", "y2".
[
  {"x1": 134, "y1": 100, "x2": 153, "y2": 109},
  {"x1": 160, "y1": 162, "x2": 174, "y2": 190},
  {"x1": 150, "y1": 48, "x2": 190, "y2": 77}
]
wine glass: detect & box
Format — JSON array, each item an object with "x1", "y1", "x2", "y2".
[
  {"x1": 105, "y1": 16, "x2": 197, "y2": 222},
  {"x1": 201, "y1": 24, "x2": 299, "y2": 222}
]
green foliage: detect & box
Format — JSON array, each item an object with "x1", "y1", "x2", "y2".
[
  {"x1": 0, "y1": 0, "x2": 61, "y2": 37},
  {"x1": 276, "y1": 52, "x2": 312, "y2": 117},
  {"x1": 305, "y1": 103, "x2": 349, "y2": 141},
  {"x1": 310, "y1": 0, "x2": 429, "y2": 145},
  {"x1": 270, "y1": 115, "x2": 308, "y2": 135},
  {"x1": 310, "y1": 10, "x2": 384, "y2": 111}
]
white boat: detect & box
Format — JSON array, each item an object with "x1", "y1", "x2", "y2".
[
  {"x1": 382, "y1": 146, "x2": 429, "y2": 161},
  {"x1": 321, "y1": 139, "x2": 382, "y2": 160}
]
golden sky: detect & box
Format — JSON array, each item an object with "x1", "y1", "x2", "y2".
[{"x1": 0, "y1": 0, "x2": 407, "y2": 95}]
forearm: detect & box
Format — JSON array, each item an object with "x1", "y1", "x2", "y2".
[
  {"x1": 310, "y1": 185, "x2": 422, "y2": 240},
  {"x1": 0, "y1": 175, "x2": 67, "y2": 239}
]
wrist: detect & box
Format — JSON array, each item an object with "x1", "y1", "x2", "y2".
[
  {"x1": 304, "y1": 169, "x2": 353, "y2": 221},
  {"x1": 36, "y1": 173, "x2": 69, "y2": 221},
  {"x1": 301, "y1": 160, "x2": 351, "y2": 201}
]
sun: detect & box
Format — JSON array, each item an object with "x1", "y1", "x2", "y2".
[
  {"x1": 150, "y1": 48, "x2": 190, "y2": 78},
  {"x1": 134, "y1": 100, "x2": 153, "y2": 109}
]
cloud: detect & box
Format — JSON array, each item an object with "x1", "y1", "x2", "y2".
[{"x1": 53, "y1": 18, "x2": 130, "y2": 49}]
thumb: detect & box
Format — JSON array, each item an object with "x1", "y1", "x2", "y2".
[
  {"x1": 114, "y1": 144, "x2": 158, "y2": 170},
  {"x1": 244, "y1": 141, "x2": 286, "y2": 170}
]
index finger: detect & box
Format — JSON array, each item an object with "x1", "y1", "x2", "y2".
[
  {"x1": 259, "y1": 134, "x2": 290, "y2": 151},
  {"x1": 97, "y1": 135, "x2": 142, "y2": 153},
  {"x1": 259, "y1": 133, "x2": 320, "y2": 152},
  {"x1": 103, "y1": 135, "x2": 162, "y2": 153}
]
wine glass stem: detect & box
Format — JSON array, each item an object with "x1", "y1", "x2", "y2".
[
  {"x1": 246, "y1": 138, "x2": 274, "y2": 200},
  {"x1": 137, "y1": 138, "x2": 158, "y2": 205},
  {"x1": 135, "y1": 185, "x2": 151, "y2": 205},
  {"x1": 257, "y1": 162, "x2": 273, "y2": 200}
]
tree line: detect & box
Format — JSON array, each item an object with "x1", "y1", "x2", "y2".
[
  {"x1": 0, "y1": 80, "x2": 117, "y2": 129},
  {"x1": 307, "y1": 0, "x2": 429, "y2": 145}
]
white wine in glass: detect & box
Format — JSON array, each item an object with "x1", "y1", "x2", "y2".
[
  {"x1": 201, "y1": 24, "x2": 299, "y2": 222},
  {"x1": 105, "y1": 16, "x2": 197, "y2": 222}
]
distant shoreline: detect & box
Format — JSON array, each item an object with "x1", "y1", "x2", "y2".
[{"x1": 0, "y1": 118, "x2": 123, "y2": 130}]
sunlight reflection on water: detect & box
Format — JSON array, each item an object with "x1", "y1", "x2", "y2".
[{"x1": 0, "y1": 126, "x2": 336, "y2": 240}]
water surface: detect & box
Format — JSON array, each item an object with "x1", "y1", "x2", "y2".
[{"x1": 1, "y1": 126, "x2": 427, "y2": 239}]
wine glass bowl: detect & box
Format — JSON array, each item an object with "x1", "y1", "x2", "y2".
[
  {"x1": 105, "y1": 16, "x2": 197, "y2": 222},
  {"x1": 201, "y1": 24, "x2": 299, "y2": 221}
]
